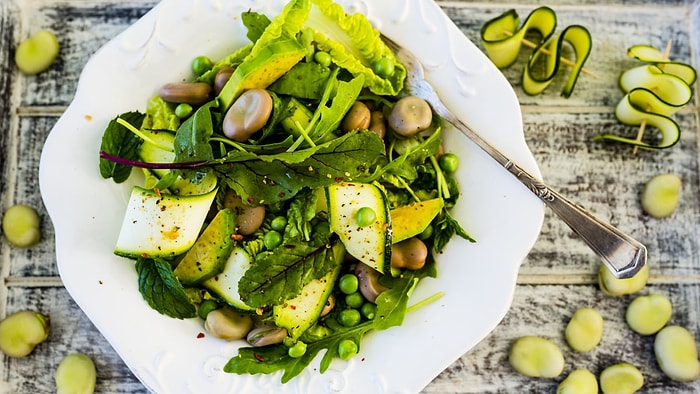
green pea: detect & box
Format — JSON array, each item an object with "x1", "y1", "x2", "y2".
[
  {"x1": 338, "y1": 274, "x2": 359, "y2": 295},
  {"x1": 287, "y1": 341, "x2": 307, "y2": 358},
  {"x1": 439, "y1": 153, "x2": 459, "y2": 173},
  {"x1": 360, "y1": 303, "x2": 377, "y2": 320},
  {"x1": 197, "y1": 299, "x2": 219, "y2": 320},
  {"x1": 374, "y1": 57, "x2": 395, "y2": 78},
  {"x1": 355, "y1": 207, "x2": 376, "y2": 227},
  {"x1": 418, "y1": 224, "x2": 433, "y2": 240},
  {"x1": 15, "y1": 30, "x2": 60, "y2": 75},
  {"x1": 338, "y1": 339, "x2": 358, "y2": 360},
  {"x1": 303, "y1": 325, "x2": 330, "y2": 342},
  {"x1": 314, "y1": 51, "x2": 332, "y2": 67},
  {"x1": 263, "y1": 230, "x2": 283, "y2": 250},
  {"x1": 270, "y1": 216, "x2": 287, "y2": 232},
  {"x1": 345, "y1": 292, "x2": 364, "y2": 309},
  {"x1": 191, "y1": 55, "x2": 213, "y2": 76},
  {"x1": 174, "y1": 103, "x2": 193, "y2": 119},
  {"x1": 599, "y1": 363, "x2": 644, "y2": 394},
  {"x1": 55, "y1": 353, "x2": 96, "y2": 394},
  {"x1": 338, "y1": 309, "x2": 361, "y2": 327}
]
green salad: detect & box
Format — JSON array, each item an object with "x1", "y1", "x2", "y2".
[{"x1": 98, "y1": 0, "x2": 473, "y2": 382}]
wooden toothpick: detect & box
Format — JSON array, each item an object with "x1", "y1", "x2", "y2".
[
  {"x1": 632, "y1": 39, "x2": 673, "y2": 154},
  {"x1": 502, "y1": 31, "x2": 600, "y2": 78}
]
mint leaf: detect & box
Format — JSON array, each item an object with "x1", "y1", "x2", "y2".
[
  {"x1": 238, "y1": 236, "x2": 340, "y2": 308},
  {"x1": 99, "y1": 111, "x2": 144, "y2": 183},
  {"x1": 433, "y1": 209, "x2": 475, "y2": 253},
  {"x1": 135, "y1": 258, "x2": 197, "y2": 319}
]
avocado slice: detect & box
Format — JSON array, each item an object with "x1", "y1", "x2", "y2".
[
  {"x1": 173, "y1": 208, "x2": 237, "y2": 286},
  {"x1": 217, "y1": 38, "x2": 306, "y2": 110},
  {"x1": 390, "y1": 198, "x2": 444, "y2": 243}
]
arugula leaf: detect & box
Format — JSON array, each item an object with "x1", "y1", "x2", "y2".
[
  {"x1": 135, "y1": 258, "x2": 197, "y2": 319},
  {"x1": 99, "y1": 111, "x2": 144, "y2": 183},
  {"x1": 173, "y1": 100, "x2": 221, "y2": 163},
  {"x1": 308, "y1": 75, "x2": 364, "y2": 141},
  {"x1": 224, "y1": 319, "x2": 374, "y2": 383},
  {"x1": 238, "y1": 236, "x2": 339, "y2": 308},
  {"x1": 373, "y1": 276, "x2": 419, "y2": 330},
  {"x1": 216, "y1": 130, "x2": 385, "y2": 205}
]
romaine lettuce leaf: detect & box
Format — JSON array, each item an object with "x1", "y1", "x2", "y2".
[{"x1": 304, "y1": 0, "x2": 406, "y2": 95}]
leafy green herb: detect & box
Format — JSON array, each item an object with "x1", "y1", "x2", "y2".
[
  {"x1": 283, "y1": 188, "x2": 317, "y2": 242},
  {"x1": 216, "y1": 130, "x2": 386, "y2": 205},
  {"x1": 268, "y1": 62, "x2": 333, "y2": 100},
  {"x1": 241, "y1": 11, "x2": 271, "y2": 43},
  {"x1": 433, "y1": 210, "x2": 475, "y2": 253},
  {"x1": 238, "y1": 236, "x2": 340, "y2": 308},
  {"x1": 224, "y1": 318, "x2": 374, "y2": 383},
  {"x1": 99, "y1": 111, "x2": 144, "y2": 183},
  {"x1": 135, "y1": 258, "x2": 197, "y2": 319},
  {"x1": 173, "y1": 100, "x2": 221, "y2": 163}
]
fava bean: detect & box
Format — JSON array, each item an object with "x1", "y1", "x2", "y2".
[
  {"x1": 214, "y1": 67, "x2": 234, "y2": 94},
  {"x1": 159, "y1": 82, "x2": 212, "y2": 105},
  {"x1": 2, "y1": 204, "x2": 41, "y2": 247},
  {"x1": 557, "y1": 369, "x2": 598, "y2": 394},
  {"x1": 368, "y1": 111, "x2": 387, "y2": 138},
  {"x1": 223, "y1": 89, "x2": 273, "y2": 142},
  {"x1": 565, "y1": 307, "x2": 603, "y2": 352},
  {"x1": 625, "y1": 293, "x2": 672, "y2": 335},
  {"x1": 391, "y1": 237, "x2": 428, "y2": 270},
  {"x1": 223, "y1": 190, "x2": 266, "y2": 235},
  {"x1": 641, "y1": 173, "x2": 681, "y2": 218},
  {"x1": 204, "y1": 308, "x2": 253, "y2": 340},
  {"x1": 599, "y1": 363, "x2": 643, "y2": 394},
  {"x1": 654, "y1": 325, "x2": 700, "y2": 382},
  {"x1": 15, "y1": 30, "x2": 59, "y2": 75},
  {"x1": 508, "y1": 336, "x2": 564, "y2": 378},
  {"x1": 388, "y1": 96, "x2": 432, "y2": 137},
  {"x1": 0, "y1": 310, "x2": 50, "y2": 357},
  {"x1": 55, "y1": 353, "x2": 97, "y2": 394},
  {"x1": 246, "y1": 325, "x2": 287, "y2": 347},
  {"x1": 340, "y1": 101, "x2": 371, "y2": 133},
  {"x1": 598, "y1": 263, "x2": 648, "y2": 296}
]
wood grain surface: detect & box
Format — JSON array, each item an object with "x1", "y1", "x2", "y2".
[{"x1": 1, "y1": 0, "x2": 698, "y2": 392}]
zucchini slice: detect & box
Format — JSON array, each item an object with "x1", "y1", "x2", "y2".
[
  {"x1": 114, "y1": 186, "x2": 217, "y2": 259},
  {"x1": 326, "y1": 182, "x2": 391, "y2": 274},
  {"x1": 202, "y1": 246, "x2": 256, "y2": 312}
]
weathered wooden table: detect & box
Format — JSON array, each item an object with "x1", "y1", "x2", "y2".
[{"x1": 1, "y1": 0, "x2": 698, "y2": 392}]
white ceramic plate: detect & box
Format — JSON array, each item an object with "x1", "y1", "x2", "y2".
[{"x1": 39, "y1": 0, "x2": 544, "y2": 392}]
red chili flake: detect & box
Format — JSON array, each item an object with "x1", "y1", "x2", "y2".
[
  {"x1": 196, "y1": 332, "x2": 205, "y2": 339},
  {"x1": 85, "y1": 114, "x2": 93, "y2": 121},
  {"x1": 140, "y1": 253, "x2": 150, "y2": 258},
  {"x1": 153, "y1": 188, "x2": 162, "y2": 198},
  {"x1": 278, "y1": 192, "x2": 285, "y2": 198},
  {"x1": 231, "y1": 234, "x2": 244, "y2": 241},
  {"x1": 254, "y1": 354, "x2": 265, "y2": 362},
  {"x1": 290, "y1": 305, "x2": 297, "y2": 310},
  {"x1": 335, "y1": 177, "x2": 344, "y2": 182}
]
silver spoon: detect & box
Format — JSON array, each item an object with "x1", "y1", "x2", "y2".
[{"x1": 381, "y1": 34, "x2": 647, "y2": 279}]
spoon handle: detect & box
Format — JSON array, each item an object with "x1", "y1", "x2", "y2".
[{"x1": 452, "y1": 117, "x2": 647, "y2": 279}]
